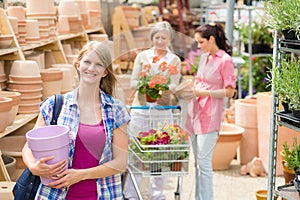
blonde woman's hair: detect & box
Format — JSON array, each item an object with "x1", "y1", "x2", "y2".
[
  {"x1": 74, "y1": 41, "x2": 117, "y2": 96},
  {"x1": 149, "y1": 21, "x2": 173, "y2": 41}
]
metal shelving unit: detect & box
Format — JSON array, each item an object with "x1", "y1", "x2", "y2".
[{"x1": 267, "y1": 31, "x2": 300, "y2": 200}]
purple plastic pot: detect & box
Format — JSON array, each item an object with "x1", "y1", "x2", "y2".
[{"x1": 26, "y1": 125, "x2": 69, "y2": 184}]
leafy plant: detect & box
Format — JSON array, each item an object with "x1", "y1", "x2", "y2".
[
  {"x1": 239, "y1": 21, "x2": 273, "y2": 46},
  {"x1": 283, "y1": 137, "x2": 300, "y2": 172},
  {"x1": 264, "y1": 0, "x2": 300, "y2": 36},
  {"x1": 271, "y1": 56, "x2": 300, "y2": 110},
  {"x1": 241, "y1": 55, "x2": 272, "y2": 96}
]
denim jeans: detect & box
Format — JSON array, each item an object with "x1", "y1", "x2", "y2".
[{"x1": 190, "y1": 131, "x2": 219, "y2": 200}]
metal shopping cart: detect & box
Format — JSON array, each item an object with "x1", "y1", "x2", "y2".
[{"x1": 124, "y1": 105, "x2": 190, "y2": 200}]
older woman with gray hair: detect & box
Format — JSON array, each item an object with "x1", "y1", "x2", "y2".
[
  {"x1": 22, "y1": 41, "x2": 130, "y2": 199},
  {"x1": 124, "y1": 21, "x2": 182, "y2": 200}
]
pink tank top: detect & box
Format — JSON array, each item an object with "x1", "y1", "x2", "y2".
[{"x1": 66, "y1": 120, "x2": 106, "y2": 200}]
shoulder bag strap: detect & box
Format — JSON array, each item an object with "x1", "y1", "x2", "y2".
[{"x1": 50, "y1": 94, "x2": 64, "y2": 125}]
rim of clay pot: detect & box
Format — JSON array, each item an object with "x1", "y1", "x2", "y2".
[
  {"x1": 20, "y1": 94, "x2": 43, "y2": 100},
  {"x1": 8, "y1": 80, "x2": 43, "y2": 85},
  {"x1": 0, "y1": 91, "x2": 21, "y2": 105},
  {"x1": 7, "y1": 87, "x2": 43, "y2": 93},
  {"x1": 0, "y1": 97, "x2": 13, "y2": 111},
  {"x1": 236, "y1": 98, "x2": 257, "y2": 106},
  {"x1": 40, "y1": 70, "x2": 63, "y2": 81}
]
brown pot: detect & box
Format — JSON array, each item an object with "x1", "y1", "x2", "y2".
[
  {"x1": 171, "y1": 161, "x2": 182, "y2": 171},
  {"x1": 0, "y1": 136, "x2": 27, "y2": 169},
  {"x1": 0, "y1": 91, "x2": 21, "y2": 125},
  {"x1": 40, "y1": 69, "x2": 63, "y2": 81}
]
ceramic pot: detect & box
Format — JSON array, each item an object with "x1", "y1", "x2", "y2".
[
  {"x1": 18, "y1": 102, "x2": 40, "y2": 114},
  {"x1": 145, "y1": 93, "x2": 157, "y2": 103},
  {"x1": 7, "y1": 6, "x2": 25, "y2": 20},
  {"x1": 8, "y1": 81, "x2": 42, "y2": 91},
  {"x1": 26, "y1": 0, "x2": 55, "y2": 16},
  {"x1": 8, "y1": 17, "x2": 18, "y2": 34},
  {"x1": 0, "y1": 97, "x2": 13, "y2": 132},
  {"x1": 0, "y1": 91, "x2": 21, "y2": 125},
  {"x1": 235, "y1": 98, "x2": 258, "y2": 165},
  {"x1": 212, "y1": 123, "x2": 244, "y2": 170},
  {"x1": 88, "y1": 34, "x2": 108, "y2": 42},
  {"x1": 0, "y1": 135, "x2": 27, "y2": 169},
  {"x1": 2, "y1": 154, "x2": 17, "y2": 181},
  {"x1": 58, "y1": 0, "x2": 81, "y2": 17},
  {"x1": 10, "y1": 60, "x2": 41, "y2": 77},
  {"x1": 0, "y1": 35, "x2": 14, "y2": 49},
  {"x1": 40, "y1": 69, "x2": 63, "y2": 99},
  {"x1": 26, "y1": 125, "x2": 70, "y2": 184},
  {"x1": 25, "y1": 19, "x2": 40, "y2": 42}
]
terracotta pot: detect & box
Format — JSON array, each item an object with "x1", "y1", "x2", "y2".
[
  {"x1": 58, "y1": 0, "x2": 81, "y2": 17},
  {"x1": 89, "y1": 34, "x2": 108, "y2": 42},
  {"x1": 145, "y1": 93, "x2": 157, "y2": 103},
  {"x1": 0, "y1": 136, "x2": 27, "y2": 169},
  {"x1": 8, "y1": 75, "x2": 42, "y2": 83},
  {"x1": 26, "y1": 0, "x2": 55, "y2": 16},
  {"x1": 7, "y1": 87, "x2": 42, "y2": 98},
  {"x1": 0, "y1": 35, "x2": 14, "y2": 49},
  {"x1": 7, "y1": 6, "x2": 25, "y2": 20},
  {"x1": 0, "y1": 97, "x2": 13, "y2": 132},
  {"x1": 20, "y1": 95, "x2": 42, "y2": 105},
  {"x1": 235, "y1": 98, "x2": 258, "y2": 165},
  {"x1": 0, "y1": 91, "x2": 21, "y2": 125},
  {"x1": 86, "y1": 0, "x2": 101, "y2": 11},
  {"x1": 8, "y1": 17, "x2": 18, "y2": 34},
  {"x1": 212, "y1": 123, "x2": 244, "y2": 170},
  {"x1": 8, "y1": 81, "x2": 42, "y2": 91},
  {"x1": 171, "y1": 161, "x2": 182, "y2": 171},
  {"x1": 18, "y1": 102, "x2": 40, "y2": 114},
  {"x1": 57, "y1": 15, "x2": 70, "y2": 35},
  {"x1": 10, "y1": 60, "x2": 41, "y2": 77},
  {"x1": 25, "y1": 19, "x2": 40, "y2": 41},
  {"x1": 2, "y1": 154, "x2": 16, "y2": 181}
]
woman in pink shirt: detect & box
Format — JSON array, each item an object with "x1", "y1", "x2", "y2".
[{"x1": 186, "y1": 23, "x2": 236, "y2": 200}]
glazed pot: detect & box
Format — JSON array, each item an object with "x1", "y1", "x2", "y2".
[{"x1": 212, "y1": 123, "x2": 244, "y2": 170}]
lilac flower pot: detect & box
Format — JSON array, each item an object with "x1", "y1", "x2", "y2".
[{"x1": 26, "y1": 125, "x2": 69, "y2": 184}]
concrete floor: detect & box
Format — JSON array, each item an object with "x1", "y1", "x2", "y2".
[{"x1": 132, "y1": 150, "x2": 285, "y2": 200}]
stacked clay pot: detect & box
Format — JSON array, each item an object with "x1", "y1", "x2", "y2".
[
  {"x1": 6, "y1": 6, "x2": 27, "y2": 45},
  {"x1": 26, "y1": 0, "x2": 57, "y2": 41},
  {"x1": 0, "y1": 91, "x2": 21, "y2": 125},
  {"x1": 40, "y1": 69, "x2": 63, "y2": 99},
  {"x1": 7, "y1": 60, "x2": 42, "y2": 114},
  {"x1": 0, "y1": 61, "x2": 6, "y2": 90},
  {"x1": 0, "y1": 97, "x2": 13, "y2": 132}
]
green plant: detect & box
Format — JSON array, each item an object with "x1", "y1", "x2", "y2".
[
  {"x1": 271, "y1": 56, "x2": 300, "y2": 110},
  {"x1": 264, "y1": 0, "x2": 300, "y2": 36},
  {"x1": 239, "y1": 21, "x2": 273, "y2": 45},
  {"x1": 283, "y1": 137, "x2": 300, "y2": 172},
  {"x1": 241, "y1": 55, "x2": 272, "y2": 96}
]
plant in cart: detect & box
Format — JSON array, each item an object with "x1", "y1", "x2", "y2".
[
  {"x1": 130, "y1": 124, "x2": 189, "y2": 172},
  {"x1": 137, "y1": 56, "x2": 179, "y2": 101}
]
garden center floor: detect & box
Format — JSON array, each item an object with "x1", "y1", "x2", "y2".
[{"x1": 134, "y1": 150, "x2": 285, "y2": 200}]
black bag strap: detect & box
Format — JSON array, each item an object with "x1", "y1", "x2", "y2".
[{"x1": 50, "y1": 94, "x2": 63, "y2": 125}]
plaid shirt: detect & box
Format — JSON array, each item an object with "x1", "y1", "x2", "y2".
[{"x1": 35, "y1": 88, "x2": 130, "y2": 200}]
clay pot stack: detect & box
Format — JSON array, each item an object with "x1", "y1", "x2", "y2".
[
  {"x1": 0, "y1": 97, "x2": 13, "y2": 132},
  {"x1": 25, "y1": 0, "x2": 57, "y2": 41},
  {"x1": 6, "y1": 6, "x2": 27, "y2": 45},
  {"x1": 50, "y1": 64, "x2": 78, "y2": 94},
  {"x1": 40, "y1": 69, "x2": 63, "y2": 99},
  {"x1": 57, "y1": 0, "x2": 83, "y2": 34},
  {"x1": 7, "y1": 60, "x2": 42, "y2": 114},
  {"x1": 85, "y1": 0, "x2": 102, "y2": 30},
  {"x1": 0, "y1": 62, "x2": 7, "y2": 90},
  {"x1": 24, "y1": 19, "x2": 40, "y2": 44},
  {"x1": 0, "y1": 91, "x2": 21, "y2": 125}
]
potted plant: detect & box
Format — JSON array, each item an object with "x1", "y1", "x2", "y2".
[
  {"x1": 238, "y1": 21, "x2": 273, "y2": 54},
  {"x1": 264, "y1": 0, "x2": 300, "y2": 40},
  {"x1": 271, "y1": 57, "x2": 300, "y2": 118},
  {"x1": 283, "y1": 138, "x2": 300, "y2": 183}
]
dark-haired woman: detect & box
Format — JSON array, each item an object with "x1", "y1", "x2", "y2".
[{"x1": 186, "y1": 23, "x2": 236, "y2": 200}]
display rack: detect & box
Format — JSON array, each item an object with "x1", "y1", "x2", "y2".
[{"x1": 267, "y1": 31, "x2": 300, "y2": 200}]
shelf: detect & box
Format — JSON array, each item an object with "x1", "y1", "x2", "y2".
[
  {"x1": 0, "y1": 48, "x2": 19, "y2": 56},
  {"x1": 279, "y1": 47, "x2": 300, "y2": 54},
  {"x1": 0, "y1": 113, "x2": 38, "y2": 138},
  {"x1": 275, "y1": 185, "x2": 300, "y2": 200},
  {"x1": 85, "y1": 27, "x2": 106, "y2": 34},
  {"x1": 22, "y1": 38, "x2": 57, "y2": 51},
  {"x1": 58, "y1": 32, "x2": 86, "y2": 41}
]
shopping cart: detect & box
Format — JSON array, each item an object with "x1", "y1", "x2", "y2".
[{"x1": 124, "y1": 105, "x2": 190, "y2": 200}]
